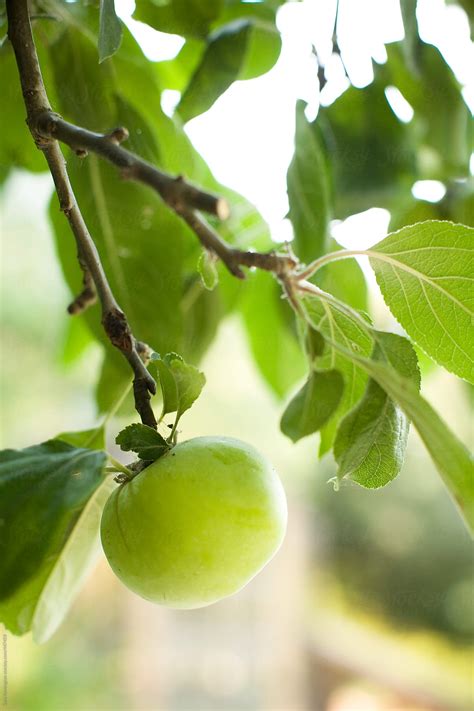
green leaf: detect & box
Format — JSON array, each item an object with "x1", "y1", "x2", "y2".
[
  {"x1": 389, "y1": 197, "x2": 446, "y2": 232},
  {"x1": 241, "y1": 270, "x2": 306, "y2": 398},
  {"x1": 156, "y1": 40, "x2": 205, "y2": 92},
  {"x1": 177, "y1": 18, "x2": 281, "y2": 122},
  {"x1": 447, "y1": 0, "x2": 474, "y2": 33},
  {"x1": 217, "y1": 0, "x2": 285, "y2": 24},
  {"x1": 354, "y1": 356, "x2": 474, "y2": 532},
  {"x1": 280, "y1": 370, "x2": 344, "y2": 443},
  {"x1": 385, "y1": 42, "x2": 471, "y2": 176},
  {"x1": 218, "y1": 187, "x2": 274, "y2": 255},
  {"x1": 389, "y1": 183, "x2": 473, "y2": 242},
  {"x1": 47, "y1": 19, "x2": 271, "y2": 416},
  {"x1": 181, "y1": 279, "x2": 223, "y2": 364},
  {"x1": 315, "y1": 240, "x2": 368, "y2": 311},
  {"x1": 0, "y1": 440, "x2": 108, "y2": 640},
  {"x1": 370, "y1": 220, "x2": 474, "y2": 383},
  {"x1": 98, "y1": 0, "x2": 122, "y2": 63},
  {"x1": 116, "y1": 423, "x2": 169, "y2": 460},
  {"x1": 302, "y1": 295, "x2": 473, "y2": 532},
  {"x1": 60, "y1": 314, "x2": 96, "y2": 366},
  {"x1": 303, "y1": 323, "x2": 325, "y2": 363},
  {"x1": 399, "y1": 0, "x2": 419, "y2": 70},
  {"x1": 56, "y1": 426, "x2": 105, "y2": 451},
  {"x1": 316, "y1": 75, "x2": 415, "y2": 217},
  {"x1": 334, "y1": 332, "x2": 420, "y2": 488},
  {"x1": 303, "y1": 295, "x2": 373, "y2": 455},
  {"x1": 48, "y1": 28, "x2": 187, "y2": 361},
  {"x1": 133, "y1": 0, "x2": 223, "y2": 38},
  {"x1": 198, "y1": 250, "x2": 219, "y2": 290},
  {"x1": 151, "y1": 353, "x2": 180, "y2": 417},
  {"x1": 167, "y1": 354, "x2": 206, "y2": 422},
  {"x1": 294, "y1": 251, "x2": 368, "y2": 437},
  {"x1": 152, "y1": 0, "x2": 285, "y2": 92},
  {"x1": 96, "y1": 349, "x2": 134, "y2": 415},
  {"x1": 237, "y1": 18, "x2": 281, "y2": 80},
  {"x1": 287, "y1": 101, "x2": 330, "y2": 262},
  {"x1": 150, "y1": 352, "x2": 206, "y2": 425},
  {"x1": 32, "y1": 476, "x2": 115, "y2": 643},
  {"x1": 47, "y1": 22, "x2": 223, "y2": 412},
  {"x1": 449, "y1": 180, "x2": 474, "y2": 228}
]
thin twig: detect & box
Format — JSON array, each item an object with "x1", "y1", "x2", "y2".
[
  {"x1": 297, "y1": 249, "x2": 367, "y2": 281},
  {"x1": 6, "y1": 0, "x2": 157, "y2": 428},
  {"x1": 6, "y1": 0, "x2": 301, "y2": 433},
  {"x1": 67, "y1": 247, "x2": 97, "y2": 315},
  {"x1": 332, "y1": 0, "x2": 350, "y2": 81},
  {"x1": 36, "y1": 114, "x2": 230, "y2": 220},
  {"x1": 34, "y1": 111, "x2": 298, "y2": 279},
  {"x1": 7, "y1": 0, "x2": 296, "y2": 280}
]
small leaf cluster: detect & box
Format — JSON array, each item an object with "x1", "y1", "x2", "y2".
[
  {"x1": 149, "y1": 352, "x2": 206, "y2": 437},
  {"x1": 115, "y1": 352, "x2": 206, "y2": 462},
  {"x1": 278, "y1": 222, "x2": 473, "y2": 531}
]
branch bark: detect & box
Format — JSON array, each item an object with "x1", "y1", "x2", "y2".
[
  {"x1": 67, "y1": 248, "x2": 97, "y2": 315},
  {"x1": 35, "y1": 115, "x2": 230, "y2": 221},
  {"x1": 6, "y1": 0, "x2": 157, "y2": 428},
  {"x1": 34, "y1": 111, "x2": 298, "y2": 280},
  {"x1": 6, "y1": 0, "x2": 300, "y2": 428}
]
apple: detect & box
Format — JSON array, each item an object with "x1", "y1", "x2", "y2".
[{"x1": 101, "y1": 436, "x2": 287, "y2": 608}]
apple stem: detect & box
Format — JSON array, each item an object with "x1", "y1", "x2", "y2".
[{"x1": 107, "y1": 457, "x2": 134, "y2": 479}]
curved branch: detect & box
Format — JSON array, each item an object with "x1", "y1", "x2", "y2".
[
  {"x1": 6, "y1": 0, "x2": 300, "y2": 431},
  {"x1": 6, "y1": 0, "x2": 157, "y2": 428},
  {"x1": 36, "y1": 114, "x2": 230, "y2": 220},
  {"x1": 6, "y1": 0, "x2": 296, "y2": 281},
  {"x1": 34, "y1": 111, "x2": 298, "y2": 279}
]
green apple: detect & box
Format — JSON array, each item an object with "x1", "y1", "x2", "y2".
[{"x1": 101, "y1": 436, "x2": 287, "y2": 608}]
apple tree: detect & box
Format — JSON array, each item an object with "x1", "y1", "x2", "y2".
[{"x1": 0, "y1": 0, "x2": 472, "y2": 642}]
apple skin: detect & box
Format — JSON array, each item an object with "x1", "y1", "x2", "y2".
[{"x1": 101, "y1": 436, "x2": 287, "y2": 608}]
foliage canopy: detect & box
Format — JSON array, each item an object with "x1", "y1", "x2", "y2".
[{"x1": 0, "y1": 0, "x2": 473, "y2": 641}]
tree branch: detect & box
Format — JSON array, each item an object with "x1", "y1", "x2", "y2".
[
  {"x1": 6, "y1": 0, "x2": 157, "y2": 428},
  {"x1": 67, "y1": 247, "x2": 97, "y2": 315},
  {"x1": 6, "y1": 0, "x2": 301, "y2": 430},
  {"x1": 7, "y1": 0, "x2": 297, "y2": 280},
  {"x1": 35, "y1": 115, "x2": 230, "y2": 220},
  {"x1": 34, "y1": 111, "x2": 298, "y2": 280}
]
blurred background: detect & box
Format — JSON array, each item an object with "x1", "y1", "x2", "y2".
[{"x1": 1, "y1": 0, "x2": 473, "y2": 709}]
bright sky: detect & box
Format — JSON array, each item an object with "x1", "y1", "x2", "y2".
[{"x1": 115, "y1": 0, "x2": 473, "y2": 252}]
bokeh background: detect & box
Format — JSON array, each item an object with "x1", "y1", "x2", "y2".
[{"x1": 1, "y1": 0, "x2": 473, "y2": 709}]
